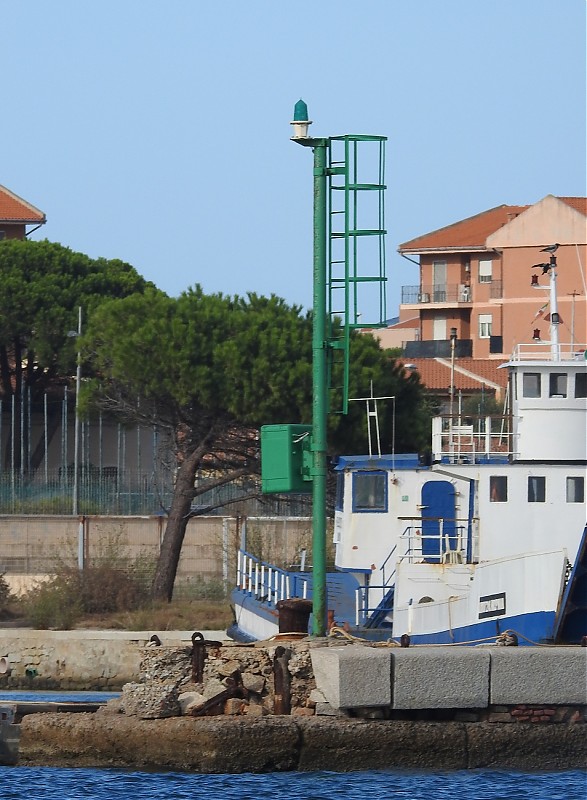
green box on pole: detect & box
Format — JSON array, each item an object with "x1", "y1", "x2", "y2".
[{"x1": 261, "y1": 424, "x2": 312, "y2": 494}]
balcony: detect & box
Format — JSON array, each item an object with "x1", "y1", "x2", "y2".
[
  {"x1": 401, "y1": 280, "x2": 503, "y2": 305},
  {"x1": 402, "y1": 284, "x2": 471, "y2": 304}
]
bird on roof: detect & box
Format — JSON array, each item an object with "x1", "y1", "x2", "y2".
[{"x1": 540, "y1": 243, "x2": 559, "y2": 253}]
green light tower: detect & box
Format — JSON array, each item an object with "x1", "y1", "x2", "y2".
[
  {"x1": 291, "y1": 101, "x2": 387, "y2": 636},
  {"x1": 261, "y1": 102, "x2": 387, "y2": 637},
  {"x1": 291, "y1": 100, "x2": 330, "y2": 637}
]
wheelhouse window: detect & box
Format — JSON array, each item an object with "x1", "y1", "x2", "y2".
[
  {"x1": 490, "y1": 476, "x2": 507, "y2": 502},
  {"x1": 528, "y1": 476, "x2": 546, "y2": 503},
  {"x1": 566, "y1": 477, "x2": 585, "y2": 503},
  {"x1": 352, "y1": 471, "x2": 387, "y2": 513},
  {"x1": 523, "y1": 373, "x2": 541, "y2": 398},
  {"x1": 575, "y1": 372, "x2": 587, "y2": 398},
  {"x1": 478, "y1": 314, "x2": 492, "y2": 338},
  {"x1": 549, "y1": 373, "x2": 567, "y2": 398},
  {"x1": 478, "y1": 259, "x2": 493, "y2": 283}
]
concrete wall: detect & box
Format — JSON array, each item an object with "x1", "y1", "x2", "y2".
[
  {"x1": 0, "y1": 629, "x2": 200, "y2": 690},
  {"x1": 0, "y1": 514, "x2": 312, "y2": 595}
]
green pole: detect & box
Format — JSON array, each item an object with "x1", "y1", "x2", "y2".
[
  {"x1": 311, "y1": 138, "x2": 328, "y2": 637},
  {"x1": 291, "y1": 100, "x2": 329, "y2": 637}
]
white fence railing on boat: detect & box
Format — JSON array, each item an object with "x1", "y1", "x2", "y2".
[
  {"x1": 432, "y1": 415, "x2": 513, "y2": 462},
  {"x1": 355, "y1": 519, "x2": 477, "y2": 626},
  {"x1": 355, "y1": 517, "x2": 478, "y2": 627},
  {"x1": 396, "y1": 519, "x2": 475, "y2": 564},
  {"x1": 511, "y1": 342, "x2": 587, "y2": 361},
  {"x1": 236, "y1": 550, "x2": 309, "y2": 607}
]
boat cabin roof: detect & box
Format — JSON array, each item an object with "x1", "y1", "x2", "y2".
[{"x1": 334, "y1": 454, "x2": 421, "y2": 471}]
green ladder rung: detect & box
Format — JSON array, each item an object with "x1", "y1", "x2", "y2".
[
  {"x1": 330, "y1": 276, "x2": 387, "y2": 285},
  {"x1": 332, "y1": 183, "x2": 386, "y2": 191},
  {"x1": 331, "y1": 229, "x2": 386, "y2": 238}
]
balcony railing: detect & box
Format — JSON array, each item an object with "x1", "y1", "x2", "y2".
[
  {"x1": 404, "y1": 339, "x2": 473, "y2": 358},
  {"x1": 402, "y1": 284, "x2": 471, "y2": 304},
  {"x1": 402, "y1": 280, "x2": 503, "y2": 304}
]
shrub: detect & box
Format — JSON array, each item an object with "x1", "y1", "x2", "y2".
[
  {"x1": 0, "y1": 573, "x2": 14, "y2": 614},
  {"x1": 22, "y1": 560, "x2": 154, "y2": 629},
  {"x1": 23, "y1": 575, "x2": 82, "y2": 630},
  {"x1": 76, "y1": 564, "x2": 151, "y2": 614}
]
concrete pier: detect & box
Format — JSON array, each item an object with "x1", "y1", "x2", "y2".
[
  {"x1": 16, "y1": 714, "x2": 587, "y2": 772},
  {"x1": 1, "y1": 636, "x2": 586, "y2": 772},
  {"x1": 310, "y1": 644, "x2": 587, "y2": 711}
]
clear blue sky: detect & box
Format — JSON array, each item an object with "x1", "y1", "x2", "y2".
[{"x1": 2, "y1": 0, "x2": 585, "y2": 320}]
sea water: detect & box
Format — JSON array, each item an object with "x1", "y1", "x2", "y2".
[
  {"x1": 1, "y1": 694, "x2": 584, "y2": 798},
  {"x1": 0, "y1": 691, "x2": 120, "y2": 703},
  {"x1": 0, "y1": 767, "x2": 584, "y2": 799}
]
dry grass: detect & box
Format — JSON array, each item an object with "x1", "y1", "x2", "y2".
[{"x1": 73, "y1": 598, "x2": 234, "y2": 632}]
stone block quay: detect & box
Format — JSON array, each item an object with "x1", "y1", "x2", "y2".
[
  {"x1": 310, "y1": 643, "x2": 587, "y2": 711},
  {"x1": 1, "y1": 635, "x2": 586, "y2": 772}
]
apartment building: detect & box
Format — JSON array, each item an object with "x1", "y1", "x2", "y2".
[{"x1": 393, "y1": 194, "x2": 586, "y2": 361}]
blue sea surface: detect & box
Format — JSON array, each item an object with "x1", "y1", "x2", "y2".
[
  {"x1": 0, "y1": 768, "x2": 584, "y2": 800},
  {"x1": 0, "y1": 691, "x2": 119, "y2": 703}
]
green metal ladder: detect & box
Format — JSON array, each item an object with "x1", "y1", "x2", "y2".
[{"x1": 327, "y1": 135, "x2": 387, "y2": 413}]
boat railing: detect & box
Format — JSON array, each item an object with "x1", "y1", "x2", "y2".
[
  {"x1": 510, "y1": 342, "x2": 587, "y2": 361},
  {"x1": 355, "y1": 583, "x2": 395, "y2": 627},
  {"x1": 432, "y1": 415, "x2": 514, "y2": 462},
  {"x1": 355, "y1": 544, "x2": 398, "y2": 626},
  {"x1": 236, "y1": 549, "x2": 309, "y2": 607},
  {"x1": 396, "y1": 518, "x2": 474, "y2": 565},
  {"x1": 355, "y1": 518, "x2": 475, "y2": 626}
]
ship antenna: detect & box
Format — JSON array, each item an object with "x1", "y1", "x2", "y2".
[{"x1": 348, "y1": 383, "x2": 395, "y2": 461}]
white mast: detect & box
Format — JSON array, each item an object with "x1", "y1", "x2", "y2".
[{"x1": 548, "y1": 254, "x2": 560, "y2": 359}]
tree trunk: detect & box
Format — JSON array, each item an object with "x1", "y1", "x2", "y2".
[{"x1": 151, "y1": 450, "x2": 199, "y2": 602}]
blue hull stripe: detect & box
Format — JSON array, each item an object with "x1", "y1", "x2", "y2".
[{"x1": 400, "y1": 610, "x2": 557, "y2": 646}]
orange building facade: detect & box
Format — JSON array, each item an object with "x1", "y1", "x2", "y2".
[{"x1": 394, "y1": 195, "x2": 586, "y2": 361}]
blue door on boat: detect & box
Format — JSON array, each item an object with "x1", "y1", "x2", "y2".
[{"x1": 421, "y1": 481, "x2": 456, "y2": 561}]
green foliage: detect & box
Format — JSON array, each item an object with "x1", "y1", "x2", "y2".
[
  {"x1": 84, "y1": 286, "x2": 313, "y2": 429},
  {"x1": 0, "y1": 238, "x2": 153, "y2": 401},
  {"x1": 173, "y1": 576, "x2": 227, "y2": 601},
  {"x1": 85, "y1": 287, "x2": 430, "y2": 454},
  {"x1": 22, "y1": 529, "x2": 155, "y2": 629},
  {"x1": 0, "y1": 573, "x2": 14, "y2": 612},
  {"x1": 329, "y1": 332, "x2": 431, "y2": 455},
  {"x1": 462, "y1": 392, "x2": 502, "y2": 417},
  {"x1": 23, "y1": 564, "x2": 153, "y2": 629},
  {"x1": 0, "y1": 495, "x2": 102, "y2": 515},
  {"x1": 23, "y1": 575, "x2": 83, "y2": 630}
]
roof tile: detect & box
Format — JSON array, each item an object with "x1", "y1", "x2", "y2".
[
  {"x1": 0, "y1": 184, "x2": 45, "y2": 224},
  {"x1": 403, "y1": 357, "x2": 508, "y2": 392},
  {"x1": 399, "y1": 205, "x2": 528, "y2": 252}
]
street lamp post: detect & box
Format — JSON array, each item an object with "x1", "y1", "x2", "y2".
[
  {"x1": 449, "y1": 327, "x2": 457, "y2": 418},
  {"x1": 70, "y1": 306, "x2": 82, "y2": 516}
]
